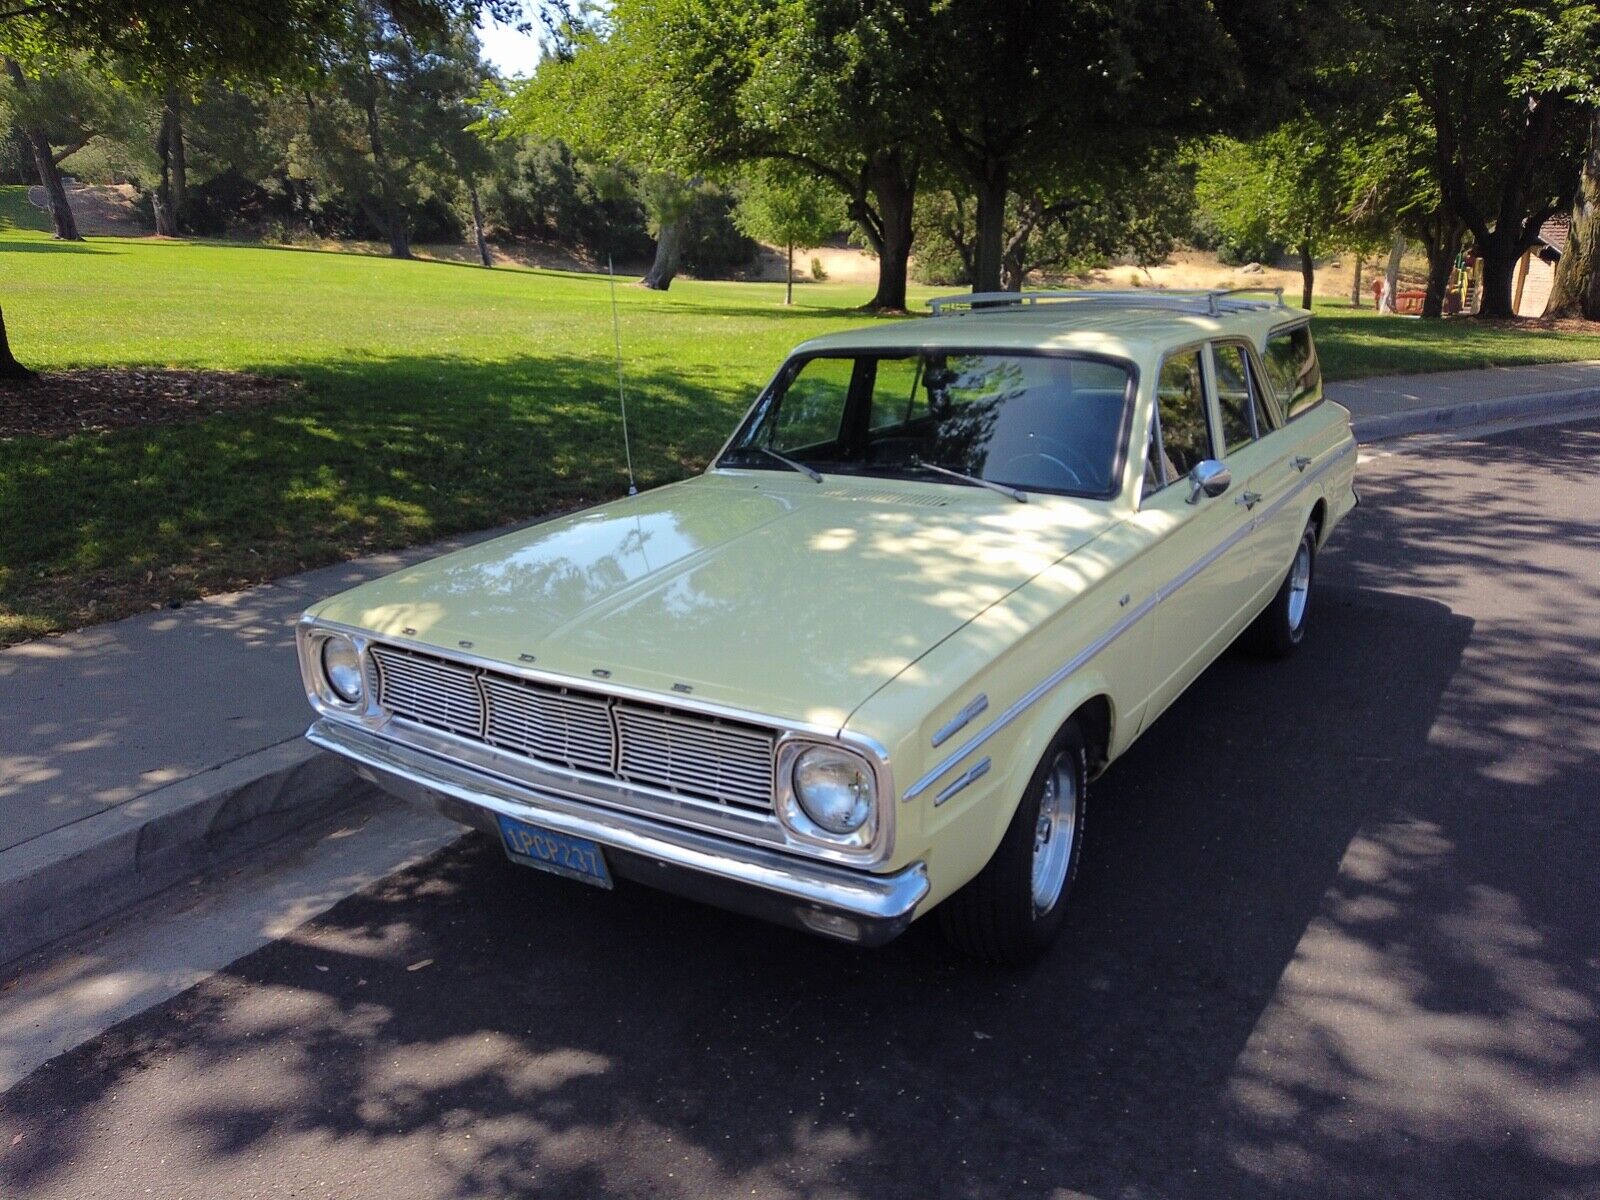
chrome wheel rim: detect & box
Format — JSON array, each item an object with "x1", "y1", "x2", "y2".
[
  {"x1": 1287, "y1": 539, "x2": 1312, "y2": 632},
  {"x1": 1031, "y1": 753, "x2": 1078, "y2": 914}
]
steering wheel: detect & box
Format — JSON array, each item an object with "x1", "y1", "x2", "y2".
[{"x1": 996, "y1": 435, "x2": 1098, "y2": 490}]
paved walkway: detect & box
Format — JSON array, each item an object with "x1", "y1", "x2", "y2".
[
  {"x1": 3, "y1": 359, "x2": 1598, "y2": 961},
  {"x1": 1327, "y1": 359, "x2": 1600, "y2": 425}
]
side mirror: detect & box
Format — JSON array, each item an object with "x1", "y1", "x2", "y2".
[{"x1": 1187, "y1": 459, "x2": 1232, "y2": 504}]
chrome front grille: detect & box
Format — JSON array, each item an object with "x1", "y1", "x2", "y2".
[
  {"x1": 482, "y1": 675, "x2": 614, "y2": 774},
  {"x1": 370, "y1": 647, "x2": 483, "y2": 737},
  {"x1": 368, "y1": 644, "x2": 777, "y2": 811},
  {"x1": 614, "y1": 703, "x2": 775, "y2": 812}
]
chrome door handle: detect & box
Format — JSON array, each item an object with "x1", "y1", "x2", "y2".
[
  {"x1": 1291, "y1": 456, "x2": 1312, "y2": 472},
  {"x1": 1236, "y1": 490, "x2": 1263, "y2": 510}
]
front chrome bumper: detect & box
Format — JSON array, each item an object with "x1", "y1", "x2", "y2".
[{"x1": 307, "y1": 719, "x2": 929, "y2": 945}]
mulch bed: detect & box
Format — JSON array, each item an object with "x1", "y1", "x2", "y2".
[{"x1": 0, "y1": 368, "x2": 300, "y2": 439}]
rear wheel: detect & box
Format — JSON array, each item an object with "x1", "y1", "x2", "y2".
[
  {"x1": 938, "y1": 720, "x2": 1087, "y2": 965},
  {"x1": 1252, "y1": 521, "x2": 1317, "y2": 658}
]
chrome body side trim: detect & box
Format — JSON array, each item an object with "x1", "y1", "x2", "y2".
[
  {"x1": 931, "y1": 694, "x2": 989, "y2": 748},
  {"x1": 934, "y1": 757, "x2": 991, "y2": 806},
  {"x1": 903, "y1": 438, "x2": 1354, "y2": 801},
  {"x1": 309, "y1": 719, "x2": 928, "y2": 945}
]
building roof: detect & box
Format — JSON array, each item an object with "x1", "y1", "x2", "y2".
[
  {"x1": 1538, "y1": 215, "x2": 1571, "y2": 253},
  {"x1": 794, "y1": 291, "x2": 1309, "y2": 363}
]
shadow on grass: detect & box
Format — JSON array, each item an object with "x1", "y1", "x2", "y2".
[
  {"x1": 0, "y1": 239, "x2": 118, "y2": 256},
  {"x1": 0, "y1": 350, "x2": 761, "y2": 640},
  {"x1": 1313, "y1": 307, "x2": 1600, "y2": 379}
]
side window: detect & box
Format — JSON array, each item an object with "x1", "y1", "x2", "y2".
[
  {"x1": 1154, "y1": 350, "x2": 1212, "y2": 483},
  {"x1": 1262, "y1": 326, "x2": 1323, "y2": 419},
  {"x1": 771, "y1": 357, "x2": 855, "y2": 451},
  {"x1": 1212, "y1": 343, "x2": 1275, "y2": 453}
]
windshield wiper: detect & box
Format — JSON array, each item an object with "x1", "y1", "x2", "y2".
[
  {"x1": 909, "y1": 457, "x2": 1027, "y2": 503},
  {"x1": 753, "y1": 445, "x2": 823, "y2": 483}
]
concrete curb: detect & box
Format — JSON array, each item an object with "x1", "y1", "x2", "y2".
[
  {"x1": 0, "y1": 738, "x2": 362, "y2": 967},
  {"x1": 1350, "y1": 386, "x2": 1600, "y2": 443}
]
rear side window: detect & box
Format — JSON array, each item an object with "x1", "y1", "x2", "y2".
[
  {"x1": 1262, "y1": 325, "x2": 1323, "y2": 419},
  {"x1": 1212, "y1": 343, "x2": 1277, "y2": 452}
]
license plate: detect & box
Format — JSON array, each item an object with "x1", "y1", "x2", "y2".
[{"x1": 495, "y1": 814, "x2": 613, "y2": 889}]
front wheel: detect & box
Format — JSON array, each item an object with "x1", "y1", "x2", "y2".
[
  {"x1": 1252, "y1": 521, "x2": 1317, "y2": 658},
  {"x1": 938, "y1": 720, "x2": 1088, "y2": 965}
]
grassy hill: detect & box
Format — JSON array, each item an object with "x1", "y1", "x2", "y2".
[{"x1": 4, "y1": 186, "x2": 1600, "y2": 642}]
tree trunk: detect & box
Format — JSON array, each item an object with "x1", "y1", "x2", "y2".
[
  {"x1": 1350, "y1": 255, "x2": 1363, "y2": 308},
  {"x1": 861, "y1": 150, "x2": 915, "y2": 312},
  {"x1": 640, "y1": 215, "x2": 684, "y2": 289},
  {"x1": 785, "y1": 237, "x2": 793, "y2": 305},
  {"x1": 152, "y1": 88, "x2": 182, "y2": 236},
  {"x1": 0, "y1": 304, "x2": 34, "y2": 381},
  {"x1": 1420, "y1": 225, "x2": 1460, "y2": 319},
  {"x1": 362, "y1": 90, "x2": 410, "y2": 259},
  {"x1": 468, "y1": 180, "x2": 491, "y2": 267},
  {"x1": 1298, "y1": 240, "x2": 1315, "y2": 310},
  {"x1": 4, "y1": 59, "x2": 81, "y2": 241},
  {"x1": 1549, "y1": 107, "x2": 1600, "y2": 320},
  {"x1": 1475, "y1": 229, "x2": 1521, "y2": 319},
  {"x1": 168, "y1": 90, "x2": 185, "y2": 221},
  {"x1": 972, "y1": 159, "x2": 1009, "y2": 294},
  {"x1": 1384, "y1": 233, "x2": 1405, "y2": 312}
]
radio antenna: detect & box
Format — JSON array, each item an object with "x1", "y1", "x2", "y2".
[{"x1": 607, "y1": 254, "x2": 639, "y2": 496}]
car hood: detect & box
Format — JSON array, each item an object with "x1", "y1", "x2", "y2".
[{"x1": 308, "y1": 474, "x2": 1118, "y2": 729}]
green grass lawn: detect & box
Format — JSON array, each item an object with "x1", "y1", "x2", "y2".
[{"x1": 3, "y1": 189, "x2": 1600, "y2": 643}]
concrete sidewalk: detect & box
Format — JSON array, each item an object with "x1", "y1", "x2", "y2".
[
  {"x1": 0, "y1": 522, "x2": 533, "y2": 965},
  {"x1": 1330, "y1": 359, "x2": 1600, "y2": 440},
  {"x1": 4, "y1": 359, "x2": 1599, "y2": 966}
]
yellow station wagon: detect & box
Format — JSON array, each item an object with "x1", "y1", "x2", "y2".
[{"x1": 298, "y1": 288, "x2": 1357, "y2": 963}]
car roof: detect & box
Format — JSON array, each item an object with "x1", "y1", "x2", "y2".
[{"x1": 793, "y1": 293, "x2": 1311, "y2": 364}]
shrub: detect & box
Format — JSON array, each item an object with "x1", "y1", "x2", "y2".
[{"x1": 810, "y1": 256, "x2": 828, "y2": 282}]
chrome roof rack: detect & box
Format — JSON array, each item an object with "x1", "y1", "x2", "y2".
[{"x1": 926, "y1": 287, "x2": 1288, "y2": 318}]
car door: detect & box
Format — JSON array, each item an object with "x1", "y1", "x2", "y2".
[
  {"x1": 1133, "y1": 345, "x2": 1259, "y2": 726},
  {"x1": 1210, "y1": 339, "x2": 1301, "y2": 616}
]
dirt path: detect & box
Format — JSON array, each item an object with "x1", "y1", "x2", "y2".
[{"x1": 28, "y1": 182, "x2": 150, "y2": 237}]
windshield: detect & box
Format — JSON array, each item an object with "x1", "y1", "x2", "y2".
[{"x1": 718, "y1": 351, "x2": 1133, "y2": 498}]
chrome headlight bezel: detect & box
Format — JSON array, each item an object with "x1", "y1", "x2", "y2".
[
  {"x1": 301, "y1": 626, "x2": 375, "y2": 716},
  {"x1": 775, "y1": 739, "x2": 881, "y2": 851}
]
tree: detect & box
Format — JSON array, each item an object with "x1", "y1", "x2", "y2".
[
  {"x1": 733, "y1": 164, "x2": 843, "y2": 303},
  {"x1": 1349, "y1": 0, "x2": 1594, "y2": 318},
  {"x1": 506, "y1": 0, "x2": 935, "y2": 307},
  {"x1": 0, "y1": 52, "x2": 137, "y2": 240},
  {"x1": 1195, "y1": 121, "x2": 1351, "y2": 309},
  {"x1": 1345, "y1": 94, "x2": 1469, "y2": 318},
  {"x1": 921, "y1": 0, "x2": 1327, "y2": 293},
  {"x1": 0, "y1": 0, "x2": 524, "y2": 377},
  {"x1": 1542, "y1": 4, "x2": 1600, "y2": 318},
  {"x1": 915, "y1": 152, "x2": 1193, "y2": 290},
  {"x1": 502, "y1": 7, "x2": 694, "y2": 287},
  {"x1": 1549, "y1": 107, "x2": 1600, "y2": 317}
]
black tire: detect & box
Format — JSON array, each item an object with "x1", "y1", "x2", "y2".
[
  {"x1": 1252, "y1": 521, "x2": 1317, "y2": 659},
  {"x1": 938, "y1": 719, "x2": 1088, "y2": 965}
]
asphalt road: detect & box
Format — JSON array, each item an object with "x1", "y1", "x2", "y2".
[{"x1": 4, "y1": 418, "x2": 1599, "y2": 1200}]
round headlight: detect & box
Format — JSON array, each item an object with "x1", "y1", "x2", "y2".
[
  {"x1": 320, "y1": 636, "x2": 365, "y2": 705},
  {"x1": 792, "y1": 746, "x2": 875, "y2": 835}
]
